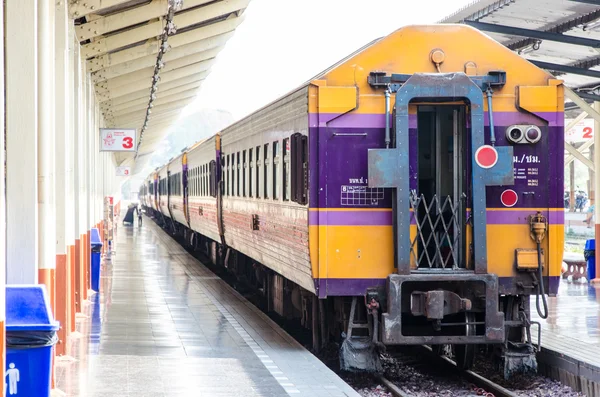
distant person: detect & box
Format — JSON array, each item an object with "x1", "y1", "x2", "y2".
[
  {"x1": 586, "y1": 204, "x2": 595, "y2": 228},
  {"x1": 123, "y1": 203, "x2": 136, "y2": 225}
]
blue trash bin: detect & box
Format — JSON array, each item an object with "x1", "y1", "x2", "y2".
[
  {"x1": 90, "y1": 227, "x2": 103, "y2": 292},
  {"x1": 5, "y1": 285, "x2": 59, "y2": 397},
  {"x1": 585, "y1": 239, "x2": 596, "y2": 281}
]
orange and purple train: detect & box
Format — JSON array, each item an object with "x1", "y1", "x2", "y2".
[{"x1": 140, "y1": 24, "x2": 564, "y2": 375}]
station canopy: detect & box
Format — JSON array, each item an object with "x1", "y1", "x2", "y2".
[
  {"x1": 72, "y1": 0, "x2": 249, "y2": 173},
  {"x1": 442, "y1": 0, "x2": 600, "y2": 116}
]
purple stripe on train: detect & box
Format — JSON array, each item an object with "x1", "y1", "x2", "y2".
[{"x1": 308, "y1": 209, "x2": 564, "y2": 226}]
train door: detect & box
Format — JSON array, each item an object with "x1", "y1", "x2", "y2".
[
  {"x1": 413, "y1": 105, "x2": 469, "y2": 270},
  {"x1": 182, "y1": 154, "x2": 190, "y2": 226}
]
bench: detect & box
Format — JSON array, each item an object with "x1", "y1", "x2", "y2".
[{"x1": 562, "y1": 252, "x2": 587, "y2": 281}]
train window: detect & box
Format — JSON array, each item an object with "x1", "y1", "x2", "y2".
[
  {"x1": 283, "y1": 138, "x2": 290, "y2": 201},
  {"x1": 203, "y1": 164, "x2": 207, "y2": 196},
  {"x1": 273, "y1": 141, "x2": 279, "y2": 200},
  {"x1": 220, "y1": 156, "x2": 225, "y2": 196},
  {"x1": 210, "y1": 160, "x2": 216, "y2": 198},
  {"x1": 248, "y1": 148, "x2": 253, "y2": 198},
  {"x1": 243, "y1": 150, "x2": 247, "y2": 197},
  {"x1": 255, "y1": 146, "x2": 260, "y2": 199},
  {"x1": 236, "y1": 152, "x2": 240, "y2": 197},
  {"x1": 291, "y1": 133, "x2": 308, "y2": 205},
  {"x1": 225, "y1": 155, "x2": 229, "y2": 196},
  {"x1": 264, "y1": 143, "x2": 269, "y2": 199}
]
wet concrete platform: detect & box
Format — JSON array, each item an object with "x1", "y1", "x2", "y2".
[
  {"x1": 532, "y1": 280, "x2": 600, "y2": 394},
  {"x1": 55, "y1": 217, "x2": 359, "y2": 397}
]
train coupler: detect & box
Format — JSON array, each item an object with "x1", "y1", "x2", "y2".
[{"x1": 382, "y1": 273, "x2": 505, "y2": 345}]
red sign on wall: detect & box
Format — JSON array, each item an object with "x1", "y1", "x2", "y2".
[{"x1": 100, "y1": 128, "x2": 137, "y2": 152}]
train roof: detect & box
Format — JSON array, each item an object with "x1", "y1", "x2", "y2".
[{"x1": 218, "y1": 37, "x2": 383, "y2": 136}]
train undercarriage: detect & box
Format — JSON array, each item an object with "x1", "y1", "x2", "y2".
[{"x1": 143, "y1": 206, "x2": 541, "y2": 379}]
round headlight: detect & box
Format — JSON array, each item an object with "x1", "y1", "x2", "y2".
[
  {"x1": 525, "y1": 126, "x2": 541, "y2": 143},
  {"x1": 506, "y1": 126, "x2": 524, "y2": 143}
]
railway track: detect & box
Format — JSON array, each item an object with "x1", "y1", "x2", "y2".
[
  {"x1": 372, "y1": 345, "x2": 516, "y2": 397},
  {"x1": 162, "y1": 226, "x2": 581, "y2": 397}
]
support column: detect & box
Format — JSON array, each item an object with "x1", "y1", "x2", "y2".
[
  {"x1": 67, "y1": 29, "x2": 76, "y2": 325},
  {"x1": 595, "y1": 101, "x2": 600, "y2": 283},
  {"x1": 55, "y1": 0, "x2": 71, "y2": 355},
  {"x1": 590, "y1": 144, "x2": 595, "y2": 211},
  {"x1": 73, "y1": 37, "x2": 83, "y2": 312},
  {"x1": 6, "y1": 0, "x2": 38, "y2": 284},
  {"x1": 0, "y1": 3, "x2": 7, "y2": 395},
  {"x1": 570, "y1": 161, "x2": 575, "y2": 212},
  {"x1": 38, "y1": 0, "x2": 57, "y2": 313}
]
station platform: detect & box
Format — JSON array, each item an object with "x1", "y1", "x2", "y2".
[
  {"x1": 54, "y1": 217, "x2": 359, "y2": 397},
  {"x1": 532, "y1": 280, "x2": 600, "y2": 391}
]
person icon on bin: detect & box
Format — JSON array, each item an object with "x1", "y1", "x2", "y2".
[{"x1": 6, "y1": 363, "x2": 19, "y2": 395}]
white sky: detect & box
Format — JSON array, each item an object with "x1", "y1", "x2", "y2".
[{"x1": 180, "y1": 0, "x2": 475, "y2": 121}]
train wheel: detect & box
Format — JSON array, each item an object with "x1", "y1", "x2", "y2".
[
  {"x1": 432, "y1": 344, "x2": 451, "y2": 356},
  {"x1": 454, "y1": 311, "x2": 476, "y2": 370}
]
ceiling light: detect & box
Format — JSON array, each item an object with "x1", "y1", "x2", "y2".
[{"x1": 518, "y1": 40, "x2": 541, "y2": 55}]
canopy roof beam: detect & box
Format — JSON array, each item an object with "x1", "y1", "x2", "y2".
[
  {"x1": 92, "y1": 42, "x2": 222, "y2": 82},
  {"x1": 464, "y1": 20, "x2": 600, "y2": 48},
  {"x1": 96, "y1": 56, "x2": 214, "y2": 92},
  {"x1": 111, "y1": 90, "x2": 199, "y2": 117},
  {"x1": 76, "y1": 0, "x2": 214, "y2": 42},
  {"x1": 82, "y1": 0, "x2": 249, "y2": 59},
  {"x1": 69, "y1": 0, "x2": 133, "y2": 18},
  {"x1": 87, "y1": 17, "x2": 241, "y2": 71},
  {"x1": 101, "y1": 80, "x2": 202, "y2": 110},
  {"x1": 529, "y1": 60, "x2": 600, "y2": 78},
  {"x1": 97, "y1": 68, "x2": 209, "y2": 101}
]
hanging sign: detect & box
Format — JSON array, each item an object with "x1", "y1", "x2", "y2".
[
  {"x1": 565, "y1": 118, "x2": 594, "y2": 143},
  {"x1": 116, "y1": 166, "x2": 131, "y2": 176},
  {"x1": 100, "y1": 128, "x2": 137, "y2": 152}
]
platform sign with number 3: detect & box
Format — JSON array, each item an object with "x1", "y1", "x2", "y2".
[
  {"x1": 100, "y1": 128, "x2": 137, "y2": 152},
  {"x1": 116, "y1": 166, "x2": 131, "y2": 176}
]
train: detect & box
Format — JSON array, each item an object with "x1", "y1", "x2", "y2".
[{"x1": 140, "y1": 24, "x2": 564, "y2": 378}]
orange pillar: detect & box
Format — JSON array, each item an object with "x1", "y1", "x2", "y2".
[
  {"x1": 81, "y1": 233, "x2": 88, "y2": 301},
  {"x1": 84, "y1": 231, "x2": 90, "y2": 299},
  {"x1": 38, "y1": 270, "x2": 56, "y2": 316},
  {"x1": 55, "y1": 254, "x2": 68, "y2": 356},
  {"x1": 74, "y1": 239, "x2": 82, "y2": 312},
  {"x1": 68, "y1": 245, "x2": 76, "y2": 331}
]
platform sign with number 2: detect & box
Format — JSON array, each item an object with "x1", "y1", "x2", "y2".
[{"x1": 100, "y1": 128, "x2": 137, "y2": 152}]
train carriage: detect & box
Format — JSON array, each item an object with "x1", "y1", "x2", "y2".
[
  {"x1": 219, "y1": 87, "x2": 312, "y2": 293},
  {"x1": 142, "y1": 24, "x2": 564, "y2": 377},
  {"x1": 167, "y1": 154, "x2": 186, "y2": 227},
  {"x1": 157, "y1": 165, "x2": 170, "y2": 219},
  {"x1": 186, "y1": 137, "x2": 221, "y2": 244}
]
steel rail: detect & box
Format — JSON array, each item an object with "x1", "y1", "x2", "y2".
[{"x1": 380, "y1": 346, "x2": 518, "y2": 397}]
